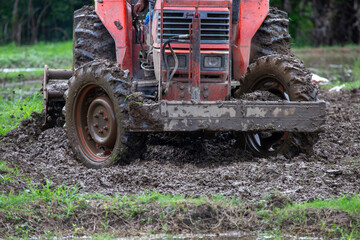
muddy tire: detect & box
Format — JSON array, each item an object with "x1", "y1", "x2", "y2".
[
  {"x1": 236, "y1": 55, "x2": 318, "y2": 158},
  {"x1": 65, "y1": 60, "x2": 146, "y2": 168},
  {"x1": 250, "y1": 8, "x2": 291, "y2": 63},
  {"x1": 73, "y1": 5, "x2": 116, "y2": 70}
]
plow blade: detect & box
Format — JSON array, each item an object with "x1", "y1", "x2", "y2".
[{"x1": 128, "y1": 100, "x2": 326, "y2": 133}]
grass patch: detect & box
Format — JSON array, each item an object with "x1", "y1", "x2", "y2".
[
  {"x1": 1, "y1": 181, "x2": 360, "y2": 239},
  {"x1": 262, "y1": 195, "x2": 360, "y2": 239},
  {"x1": 0, "y1": 70, "x2": 44, "y2": 82},
  {"x1": 0, "y1": 91, "x2": 42, "y2": 135},
  {"x1": 286, "y1": 195, "x2": 360, "y2": 215},
  {"x1": 0, "y1": 41, "x2": 72, "y2": 69},
  {"x1": 320, "y1": 57, "x2": 360, "y2": 90},
  {"x1": 0, "y1": 161, "x2": 21, "y2": 185}
]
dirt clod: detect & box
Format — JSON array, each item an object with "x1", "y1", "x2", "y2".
[{"x1": 1, "y1": 89, "x2": 360, "y2": 203}]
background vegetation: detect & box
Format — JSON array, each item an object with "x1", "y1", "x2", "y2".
[{"x1": 0, "y1": 0, "x2": 360, "y2": 46}]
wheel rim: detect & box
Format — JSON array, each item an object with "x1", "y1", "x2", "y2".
[
  {"x1": 74, "y1": 84, "x2": 117, "y2": 162},
  {"x1": 245, "y1": 76, "x2": 290, "y2": 155}
]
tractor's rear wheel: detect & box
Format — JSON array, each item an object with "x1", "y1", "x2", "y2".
[
  {"x1": 250, "y1": 8, "x2": 291, "y2": 63},
  {"x1": 236, "y1": 55, "x2": 318, "y2": 158},
  {"x1": 73, "y1": 5, "x2": 116, "y2": 70},
  {"x1": 65, "y1": 60, "x2": 146, "y2": 168}
]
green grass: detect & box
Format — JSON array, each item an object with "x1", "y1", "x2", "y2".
[
  {"x1": 0, "y1": 41, "x2": 72, "y2": 69},
  {"x1": 262, "y1": 195, "x2": 360, "y2": 239},
  {"x1": 0, "y1": 91, "x2": 42, "y2": 135},
  {"x1": 320, "y1": 57, "x2": 360, "y2": 90},
  {"x1": 1, "y1": 41, "x2": 360, "y2": 238},
  {"x1": 0, "y1": 70, "x2": 44, "y2": 82},
  {"x1": 1, "y1": 178, "x2": 360, "y2": 238},
  {"x1": 0, "y1": 161, "x2": 21, "y2": 184},
  {"x1": 285, "y1": 195, "x2": 360, "y2": 214}
]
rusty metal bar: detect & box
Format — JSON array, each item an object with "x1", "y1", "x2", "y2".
[
  {"x1": 43, "y1": 65, "x2": 72, "y2": 123},
  {"x1": 127, "y1": 100, "x2": 326, "y2": 133},
  {"x1": 46, "y1": 68, "x2": 73, "y2": 80},
  {"x1": 191, "y1": 9, "x2": 201, "y2": 100}
]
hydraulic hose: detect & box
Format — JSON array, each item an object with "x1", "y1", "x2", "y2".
[{"x1": 162, "y1": 34, "x2": 189, "y2": 94}]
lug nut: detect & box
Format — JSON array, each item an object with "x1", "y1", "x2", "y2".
[
  {"x1": 94, "y1": 114, "x2": 99, "y2": 118},
  {"x1": 98, "y1": 130, "x2": 103, "y2": 134},
  {"x1": 104, "y1": 126, "x2": 108, "y2": 130},
  {"x1": 104, "y1": 117, "x2": 108, "y2": 121},
  {"x1": 93, "y1": 123, "x2": 98, "y2": 127},
  {"x1": 99, "y1": 110, "x2": 104, "y2": 115}
]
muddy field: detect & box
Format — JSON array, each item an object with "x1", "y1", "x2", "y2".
[{"x1": 1, "y1": 89, "x2": 360, "y2": 202}]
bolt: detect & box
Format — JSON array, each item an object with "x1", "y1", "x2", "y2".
[
  {"x1": 204, "y1": 86, "x2": 208, "y2": 90},
  {"x1": 180, "y1": 93, "x2": 185, "y2": 98},
  {"x1": 180, "y1": 85, "x2": 185, "y2": 90}
]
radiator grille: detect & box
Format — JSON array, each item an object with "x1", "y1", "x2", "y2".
[{"x1": 157, "y1": 10, "x2": 230, "y2": 44}]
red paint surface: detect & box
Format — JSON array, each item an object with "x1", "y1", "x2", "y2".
[
  {"x1": 94, "y1": 0, "x2": 269, "y2": 100},
  {"x1": 95, "y1": 0, "x2": 133, "y2": 75},
  {"x1": 232, "y1": 0, "x2": 269, "y2": 79}
]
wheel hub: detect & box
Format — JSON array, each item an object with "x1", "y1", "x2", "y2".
[{"x1": 87, "y1": 96, "x2": 117, "y2": 147}]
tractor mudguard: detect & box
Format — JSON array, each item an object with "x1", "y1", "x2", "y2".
[
  {"x1": 95, "y1": 0, "x2": 133, "y2": 74},
  {"x1": 232, "y1": 0, "x2": 269, "y2": 79}
]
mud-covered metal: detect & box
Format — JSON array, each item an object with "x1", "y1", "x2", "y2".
[
  {"x1": 128, "y1": 100, "x2": 326, "y2": 132},
  {"x1": 43, "y1": 65, "x2": 72, "y2": 124},
  {"x1": 190, "y1": 10, "x2": 201, "y2": 100}
]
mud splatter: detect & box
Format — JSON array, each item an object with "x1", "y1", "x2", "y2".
[{"x1": 1, "y1": 89, "x2": 360, "y2": 203}]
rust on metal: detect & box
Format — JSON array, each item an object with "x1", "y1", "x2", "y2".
[
  {"x1": 43, "y1": 66, "x2": 72, "y2": 124},
  {"x1": 190, "y1": 9, "x2": 201, "y2": 100}
]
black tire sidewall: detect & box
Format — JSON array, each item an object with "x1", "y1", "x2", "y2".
[
  {"x1": 65, "y1": 63, "x2": 126, "y2": 168},
  {"x1": 239, "y1": 55, "x2": 317, "y2": 157}
]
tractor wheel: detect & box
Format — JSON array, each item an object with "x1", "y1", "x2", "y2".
[
  {"x1": 236, "y1": 54, "x2": 318, "y2": 158},
  {"x1": 65, "y1": 60, "x2": 146, "y2": 168},
  {"x1": 73, "y1": 5, "x2": 116, "y2": 70},
  {"x1": 250, "y1": 7, "x2": 291, "y2": 64}
]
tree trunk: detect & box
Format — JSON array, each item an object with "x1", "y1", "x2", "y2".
[
  {"x1": 354, "y1": 0, "x2": 360, "y2": 43},
  {"x1": 283, "y1": 0, "x2": 292, "y2": 13},
  {"x1": 11, "y1": 0, "x2": 20, "y2": 44},
  {"x1": 33, "y1": 0, "x2": 53, "y2": 44},
  {"x1": 312, "y1": 0, "x2": 333, "y2": 46}
]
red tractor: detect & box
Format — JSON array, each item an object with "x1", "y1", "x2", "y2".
[{"x1": 43, "y1": 0, "x2": 325, "y2": 168}]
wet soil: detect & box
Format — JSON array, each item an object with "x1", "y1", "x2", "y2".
[{"x1": 1, "y1": 89, "x2": 360, "y2": 202}]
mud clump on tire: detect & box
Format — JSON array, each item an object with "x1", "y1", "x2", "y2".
[
  {"x1": 73, "y1": 5, "x2": 116, "y2": 69},
  {"x1": 235, "y1": 54, "x2": 319, "y2": 158},
  {"x1": 250, "y1": 7, "x2": 291, "y2": 63}
]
